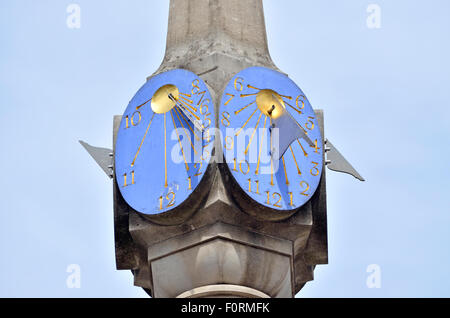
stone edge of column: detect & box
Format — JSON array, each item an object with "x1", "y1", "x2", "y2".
[{"x1": 176, "y1": 284, "x2": 270, "y2": 298}]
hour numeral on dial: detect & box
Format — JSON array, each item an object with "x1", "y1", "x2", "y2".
[
  {"x1": 201, "y1": 147, "x2": 210, "y2": 161},
  {"x1": 232, "y1": 158, "x2": 250, "y2": 175},
  {"x1": 296, "y1": 95, "x2": 305, "y2": 111},
  {"x1": 234, "y1": 77, "x2": 244, "y2": 91},
  {"x1": 203, "y1": 128, "x2": 211, "y2": 143},
  {"x1": 202, "y1": 112, "x2": 212, "y2": 129},
  {"x1": 187, "y1": 177, "x2": 192, "y2": 191},
  {"x1": 195, "y1": 90, "x2": 206, "y2": 106},
  {"x1": 122, "y1": 171, "x2": 135, "y2": 187},
  {"x1": 199, "y1": 101, "x2": 209, "y2": 115},
  {"x1": 125, "y1": 111, "x2": 141, "y2": 128},
  {"x1": 232, "y1": 158, "x2": 238, "y2": 172},
  {"x1": 191, "y1": 79, "x2": 201, "y2": 95},
  {"x1": 159, "y1": 192, "x2": 176, "y2": 210},
  {"x1": 193, "y1": 162, "x2": 203, "y2": 177},
  {"x1": 221, "y1": 111, "x2": 231, "y2": 127},
  {"x1": 310, "y1": 162, "x2": 320, "y2": 177},
  {"x1": 247, "y1": 178, "x2": 260, "y2": 194},
  {"x1": 265, "y1": 191, "x2": 282, "y2": 208},
  {"x1": 285, "y1": 95, "x2": 305, "y2": 115},
  {"x1": 305, "y1": 116, "x2": 315, "y2": 131},
  {"x1": 300, "y1": 181, "x2": 310, "y2": 197},
  {"x1": 310, "y1": 139, "x2": 321, "y2": 154},
  {"x1": 224, "y1": 136, "x2": 234, "y2": 150},
  {"x1": 288, "y1": 192, "x2": 295, "y2": 207},
  {"x1": 224, "y1": 93, "x2": 235, "y2": 106}
]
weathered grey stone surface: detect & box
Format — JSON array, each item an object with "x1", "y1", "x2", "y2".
[
  {"x1": 153, "y1": 0, "x2": 279, "y2": 90},
  {"x1": 112, "y1": 0, "x2": 328, "y2": 297},
  {"x1": 148, "y1": 222, "x2": 292, "y2": 298},
  {"x1": 177, "y1": 285, "x2": 270, "y2": 298}
]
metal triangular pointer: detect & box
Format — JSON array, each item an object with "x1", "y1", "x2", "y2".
[
  {"x1": 270, "y1": 95, "x2": 314, "y2": 161},
  {"x1": 79, "y1": 140, "x2": 113, "y2": 179},
  {"x1": 325, "y1": 139, "x2": 365, "y2": 181}
]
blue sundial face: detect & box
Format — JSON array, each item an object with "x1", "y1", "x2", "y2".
[
  {"x1": 115, "y1": 69, "x2": 215, "y2": 215},
  {"x1": 219, "y1": 66, "x2": 323, "y2": 211}
]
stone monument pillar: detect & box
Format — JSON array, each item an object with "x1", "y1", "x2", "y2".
[{"x1": 112, "y1": 0, "x2": 328, "y2": 298}]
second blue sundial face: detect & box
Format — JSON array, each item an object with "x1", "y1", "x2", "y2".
[
  {"x1": 219, "y1": 66, "x2": 324, "y2": 211},
  {"x1": 115, "y1": 69, "x2": 215, "y2": 215}
]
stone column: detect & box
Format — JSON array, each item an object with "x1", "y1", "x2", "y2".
[
  {"x1": 113, "y1": 0, "x2": 328, "y2": 298},
  {"x1": 154, "y1": 0, "x2": 278, "y2": 92}
]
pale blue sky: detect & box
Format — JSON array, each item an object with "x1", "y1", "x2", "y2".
[{"x1": 0, "y1": 0, "x2": 449, "y2": 297}]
